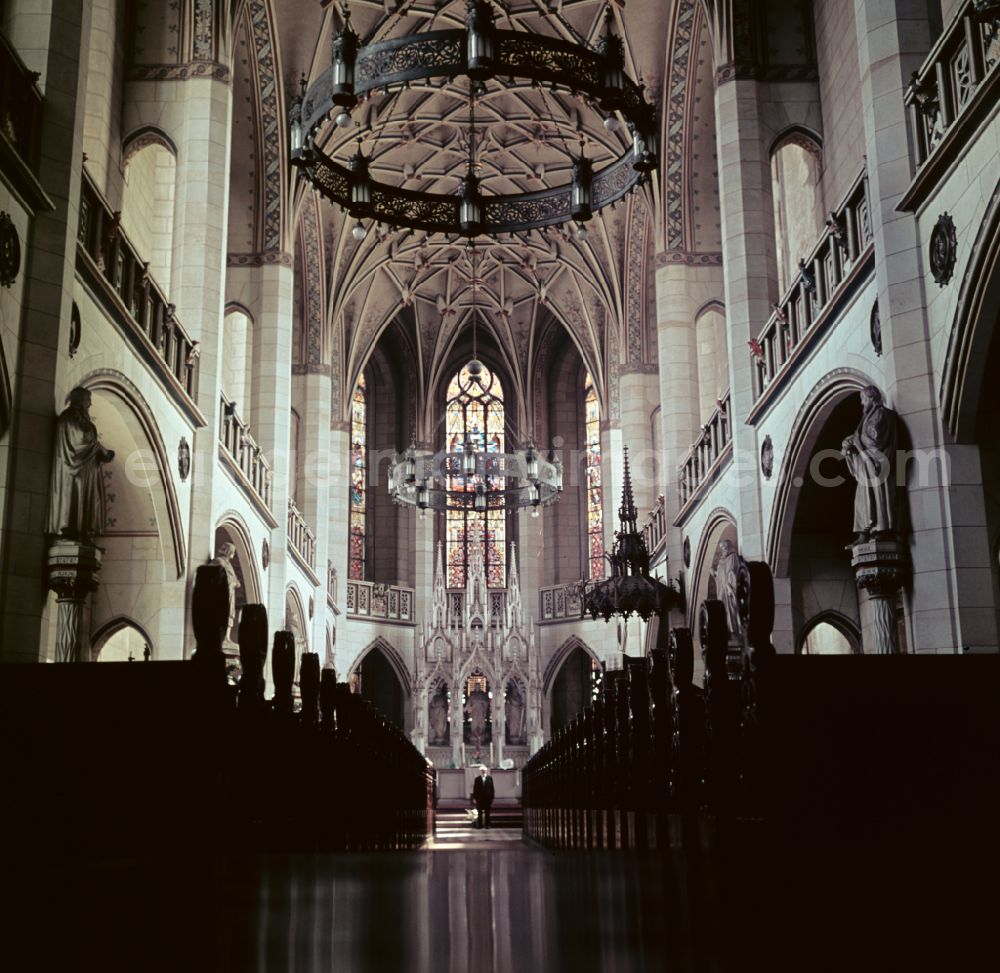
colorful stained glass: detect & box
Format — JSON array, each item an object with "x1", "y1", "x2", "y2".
[
  {"x1": 349, "y1": 376, "x2": 366, "y2": 580},
  {"x1": 446, "y1": 364, "x2": 505, "y2": 587},
  {"x1": 585, "y1": 373, "x2": 604, "y2": 579}
]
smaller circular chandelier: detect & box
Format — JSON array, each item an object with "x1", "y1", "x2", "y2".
[
  {"x1": 289, "y1": 1, "x2": 658, "y2": 238},
  {"x1": 388, "y1": 416, "x2": 564, "y2": 519}
]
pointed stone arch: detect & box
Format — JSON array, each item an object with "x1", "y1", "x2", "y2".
[
  {"x1": 542, "y1": 636, "x2": 599, "y2": 696},
  {"x1": 350, "y1": 636, "x2": 412, "y2": 697},
  {"x1": 79, "y1": 369, "x2": 186, "y2": 578},
  {"x1": 687, "y1": 506, "x2": 738, "y2": 631}
]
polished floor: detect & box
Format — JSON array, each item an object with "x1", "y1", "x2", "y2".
[{"x1": 4, "y1": 823, "x2": 993, "y2": 972}]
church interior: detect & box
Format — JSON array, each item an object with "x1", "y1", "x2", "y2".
[{"x1": 2, "y1": 0, "x2": 1000, "y2": 969}]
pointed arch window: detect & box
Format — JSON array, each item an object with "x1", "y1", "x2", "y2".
[
  {"x1": 445, "y1": 363, "x2": 505, "y2": 588},
  {"x1": 349, "y1": 375, "x2": 366, "y2": 580},
  {"x1": 584, "y1": 372, "x2": 604, "y2": 579}
]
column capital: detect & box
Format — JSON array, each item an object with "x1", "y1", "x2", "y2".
[{"x1": 850, "y1": 537, "x2": 908, "y2": 597}]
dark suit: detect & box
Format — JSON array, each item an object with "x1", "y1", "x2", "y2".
[{"x1": 472, "y1": 774, "x2": 495, "y2": 829}]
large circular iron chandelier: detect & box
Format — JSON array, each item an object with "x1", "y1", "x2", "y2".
[{"x1": 289, "y1": 1, "x2": 658, "y2": 237}]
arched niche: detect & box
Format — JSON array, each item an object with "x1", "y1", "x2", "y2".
[
  {"x1": 688, "y1": 509, "x2": 739, "y2": 631},
  {"x1": 77, "y1": 373, "x2": 186, "y2": 660},
  {"x1": 352, "y1": 638, "x2": 409, "y2": 731},
  {"x1": 770, "y1": 128, "x2": 825, "y2": 297},
  {"x1": 284, "y1": 585, "x2": 309, "y2": 655},
  {"x1": 768, "y1": 373, "x2": 878, "y2": 653},
  {"x1": 221, "y1": 303, "x2": 255, "y2": 415},
  {"x1": 503, "y1": 675, "x2": 528, "y2": 746},
  {"x1": 427, "y1": 677, "x2": 452, "y2": 747},
  {"x1": 214, "y1": 515, "x2": 262, "y2": 647},
  {"x1": 693, "y1": 302, "x2": 728, "y2": 425},
  {"x1": 120, "y1": 133, "x2": 176, "y2": 289}
]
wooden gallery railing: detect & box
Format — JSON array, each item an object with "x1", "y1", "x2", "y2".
[
  {"x1": 677, "y1": 390, "x2": 732, "y2": 511},
  {"x1": 78, "y1": 171, "x2": 199, "y2": 402},
  {"x1": 522, "y1": 561, "x2": 777, "y2": 850},
  {"x1": 287, "y1": 498, "x2": 317, "y2": 570},
  {"x1": 219, "y1": 393, "x2": 273, "y2": 511}
]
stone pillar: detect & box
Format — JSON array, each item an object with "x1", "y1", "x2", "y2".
[
  {"x1": 853, "y1": 0, "x2": 997, "y2": 651},
  {"x1": 46, "y1": 541, "x2": 102, "y2": 662},
  {"x1": 714, "y1": 77, "x2": 778, "y2": 560},
  {"x1": 168, "y1": 76, "x2": 232, "y2": 651},
  {"x1": 654, "y1": 259, "x2": 725, "y2": 619},
  {"x1": 851, "y1": 538, "x2": 908, "y2": 654},
  {"x1": 0, "y1": 0, "x2": 93, "y2": 659},
  {"x1": 329, "y1": 422, "x2": 352, "y2": 675},
  {"x1": 618, "y1": 369, "x2": 660, "y2": 516},
  {"x1": 248, "y1": 261, "x2": 295, "y2": 646},
  {"x1": 295, "y1": 367, "x2": 332, "y2": 655}
]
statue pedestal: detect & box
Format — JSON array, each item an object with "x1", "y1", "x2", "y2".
[
  {"x1": 850, "y1": 538, "x2": 908, "y2": 655},
  {"x1": 46, "y1": 540, "x2": 102, "y2": 662}
]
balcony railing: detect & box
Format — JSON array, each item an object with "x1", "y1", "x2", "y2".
[
  {"x1": 750, "y1": 169, "x2": 873, "y2": 407},
  {"x1": 0, "y1": 29, "x2": 44, "y2": 198},
  {"x1": 78, "y1": 170, "x2": 199, "y2": 403},
  {"x1": 677, "y1": 389, "x2": 731, "y2": 510},
  {"x1": 903, "y1": 1, "x2": 1000, "y2": 194},
  {"x1": 287, "y1": 499, "x2": 316, "y2": 570},
  {"x1": 641, "y1": 495, "x2": 667, "y2": 558},
  {"x1": 346, "y1": 580, "x2": 415, "y2": 623},
  {"x1": 539, "y1": 583, "x2": 583, "y2": 622},
  {"x1": 219, "y1": 393, "x2": 273, "y2": 511}
]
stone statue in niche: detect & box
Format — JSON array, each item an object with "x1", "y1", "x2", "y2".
[
  {"x1": 428, "y1": 684, "x2": 449, "y2": 745},
  {"x1": 841, "y1": 386, "x2": 899, "y2": 542},
  {"x1": 714, "y1": 539, "x2": 742, "y2": 640},
  {"x1": 464, "y1": 688, "x2": 491, "y2": 747},
  {"x1": 209, "y1": 541, "x2": 241, "y2": 648},
  {"x1": 46, "y1": 387, "x2": 115, "y2": 541},
  {"x1": 505, "y1": 682, "x2": 526, "y2": 745}
]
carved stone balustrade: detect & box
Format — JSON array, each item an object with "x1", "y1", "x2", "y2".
[{"x1": 219, "y1": 393, "x2": 273, "y2": 513}]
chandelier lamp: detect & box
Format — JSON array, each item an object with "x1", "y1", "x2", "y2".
[
  {"x1": 289, "y1": 2, "x2": 658, "y2": 238},
  {"x1": 581, "y1": 447, "x2": 683, "y2": 622}
]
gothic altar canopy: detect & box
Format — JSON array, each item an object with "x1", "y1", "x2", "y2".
[{"x1": 411, "y1": 538, "x2": 542, "y2": 768}]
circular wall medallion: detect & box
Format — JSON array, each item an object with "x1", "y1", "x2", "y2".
[
  {"x1": 682, "y1": 536, "x2": 691, "y2": 568},
  {"x1": 68, "y1": 302, "x2": 82, "y2": 358},
  {"x1": 929, "y1": 212, "x2": 957, "y2": 286},
  {"x1": 870, "y1": 300, "x2": 882, "y2": 357},
  {"x1": 261, "y1": 538, "x2": 270, "y2": 570},
  {"x1": 761, "y1": 435, "x2": 774, "y2": 480},
  {"x1": 0, "y1": 211, "x2": 21, "y2": 288},
  {"x1": 177, "y1": 437, "x2": 191, "y2": 481}
]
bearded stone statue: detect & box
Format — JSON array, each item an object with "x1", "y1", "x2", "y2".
[
  {"x1": 841, "y1": 386, "x2": 899, "y2": 541},
  {"x1": 47, "y1": 387, "x2": 115, "y2": 542}
]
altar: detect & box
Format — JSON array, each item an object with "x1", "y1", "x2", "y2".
[{"x1": 411, "y1": 541, "x2": 543, "y2": 769}]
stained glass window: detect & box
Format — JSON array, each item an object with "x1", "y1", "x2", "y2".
[
  {"x1": 349, "y1": 375, "x2": 366, "y2": 581},
  {"x1": 584, "y1": 372, "x2": 604, "y2": 579},
  {"x1": 446, "y1": 363, "x2": 506, "y2": 588}
]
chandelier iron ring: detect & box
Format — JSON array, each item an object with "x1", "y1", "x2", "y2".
[
  {"x1": 388, "y1": 444, "x2": 563, "y2": 515},
  {"x1": 289, "y1": 4, "x2": 658, "y2": 237}
]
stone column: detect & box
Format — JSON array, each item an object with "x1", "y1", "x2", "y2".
[
  {"x1": 168, "y1": 76, "x2": 233, "y2": 652},
  {"x1": 714, "y1": 77, "x2": 777, "y2": 560},
  {"x1": 329, "y1": 421, "x2": 352, "y2": 675},
  {"x1": 46, "y1": 541, "x2": 102, "y2": 662},
  {"x1": 618, "y1": 369, "x2": 660, "y2": 516},
  {"x1": 249, "y1": 261, "x2": 295, "y2": 646},
  {"x1": 0, "y1": 0, "x2": 93, "y2": 659},
  {"x1": 295, "y1": 366, "x2": 331, "y2": 655},
  {"x1": 851, "y1": 538, "x2": 908, "y2": 654},
  {"x1": 654, "y1": 258, "x2": 725, "y2": 619},
  {"x1": 853, "y1": 0, "x2": 997, "y2": 651}
]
